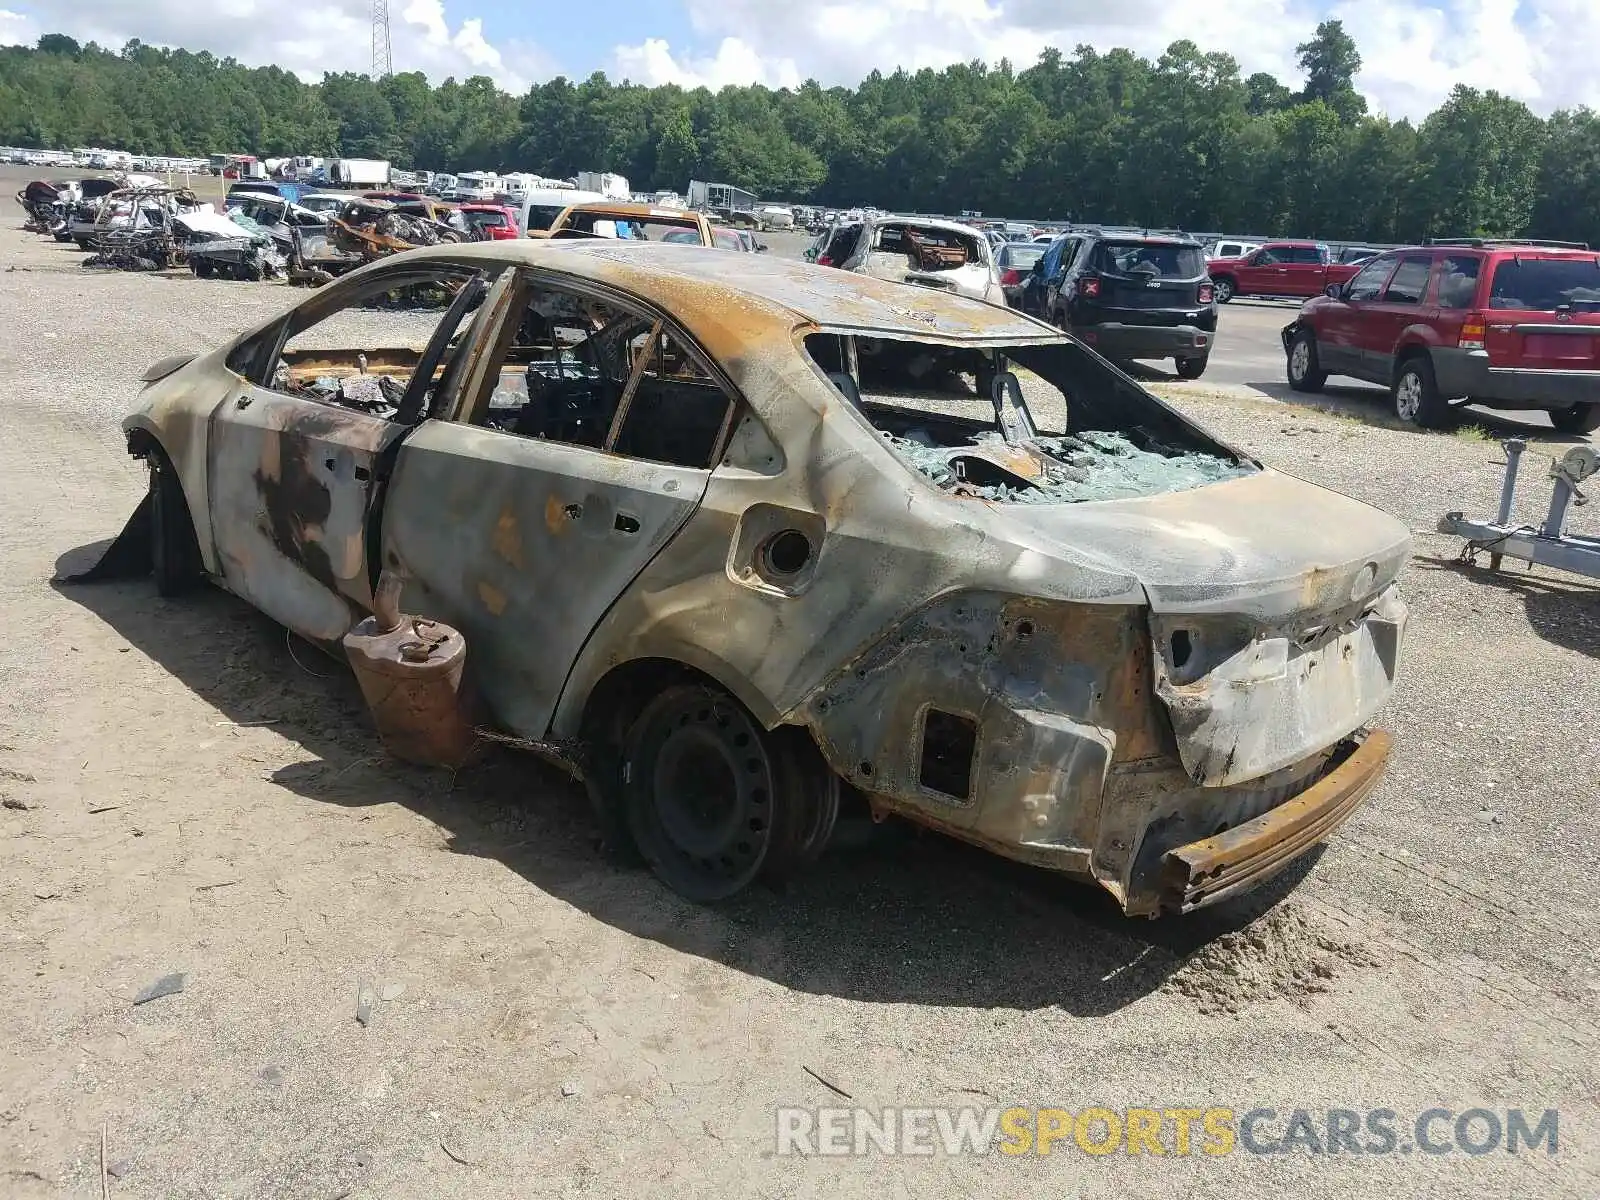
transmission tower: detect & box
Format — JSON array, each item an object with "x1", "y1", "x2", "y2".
[{"x1": 371, "y1": 0, "x2": 393, "y2": 78}]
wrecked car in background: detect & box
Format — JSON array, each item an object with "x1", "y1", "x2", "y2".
[
  {"x1": 537, "y1": 201, "x2": 719, "y2": 247},
  {"x1": 818, "y1": 214, "x2": 1006, "y2": 307},
  {"x1": 79, "y1": 187, "x2": 208, "y2": 271},
  {"x1": 17, "y1": 178, "x2": 85, "y2": 233},
  {"x1": 327, "y1": 196, "x2": 464, "y2": 265},
  {"x1": 96, "y1": 242, "x2": 1411, "y2": 916}
]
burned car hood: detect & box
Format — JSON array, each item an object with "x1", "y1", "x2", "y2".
[{"x1": 1012, "y1": 469, "x2": 1411, "y2": 620}]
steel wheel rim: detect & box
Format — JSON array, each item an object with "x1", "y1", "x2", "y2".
[
  {"x1": 629, "y1": 692, "x2": 775, "y2": 898},
  {"x1": 1290, "y1": 341, "x2": 1310, "y2": 380},
  {"x1": 1396, "y1": 372, "x2": 1422, "y2": 421},
  {"x1": 654, "y1": 728, "x2": 746, "y2": 859}
]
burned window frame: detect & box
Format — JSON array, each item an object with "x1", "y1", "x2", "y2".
[
  {"x1": 223, "y1": 258, "x2": 505, "y2": 420},
  {"x1": 450, "y1": 266, "x2": 747, "y2": 472},
  {"x1": 799, "y1": 327, "x2": 1249, "y2": 467}
]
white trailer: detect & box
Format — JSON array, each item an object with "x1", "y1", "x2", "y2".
[
  {"x1": 328, "y1": 159, "x2": 391, "y2": 188},
  {"x1": 577, "y1": 171, "x2": 630, "y2": 199}
]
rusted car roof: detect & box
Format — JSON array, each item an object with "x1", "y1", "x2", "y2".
[{"x1": 420, "y1": 240, "x2": 1058, "y2": 342}]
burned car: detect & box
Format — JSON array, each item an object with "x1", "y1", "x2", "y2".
[{"x1": 102, "y1": 242, "x2": 1410, "y2": 916}]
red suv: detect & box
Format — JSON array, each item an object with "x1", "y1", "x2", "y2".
[
  {"x1": 457, "y1": 203, "x2": 520, "y2": 241},
  {"x1": 1281, "y1": 239, "x2": 1600, "y2": 432},
  {"x1": 1206, "y1": 240, "x2": 1363, "y2": 303}
]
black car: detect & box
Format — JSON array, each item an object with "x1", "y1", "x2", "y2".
[{"x1": 1044, "y1": 233, "x2": 1217, "y2": 378}]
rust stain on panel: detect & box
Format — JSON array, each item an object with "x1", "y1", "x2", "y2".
[
  {"x1": 492, "y1": 508, "x2": 525, "y2": 567},
  {"x1": 543, "y1": 493, "x2": 568, "y2": 536},
  {"x1": 477, "y1": 580, "x2": 508, "y2": 615}
]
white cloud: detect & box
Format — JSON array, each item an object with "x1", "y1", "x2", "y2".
[
  {"x1": 3, "y1": 0, "x2": 551, "y2": 92},
  {"x1": 613, "y1": 35, "x2": 802, "y2": 90},
  {"x1": 611, "y1": 0, "x2": 1600, "y2": 119},
  {"x1": 0, "y1": 7, "x2": 39, "y2": 45},
  {"x1": 8, "y1": 0, "x2": 1597, "y2": 120}
]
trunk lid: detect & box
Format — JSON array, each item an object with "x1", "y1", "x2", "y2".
[
  {"x1": 1019, "y1": 470, "x2": 1412, "y2": 786},
  {"x1": 1484, "y1": 254, "x2": 1600, "y2": 369}
]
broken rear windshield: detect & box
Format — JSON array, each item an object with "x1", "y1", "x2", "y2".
[
  {"x1": 1488, "y1": 258, "x2": 1600, "y2": 310},
  {"x1": 803, "y1": 332, "x2": 1249, "y2": 505},
  {"x1": 1093, "y1": 242, "x2": 1206, "y2": 280},
  {"x1": 873, "y1": 224, "x2": 983, "y2": 270}
]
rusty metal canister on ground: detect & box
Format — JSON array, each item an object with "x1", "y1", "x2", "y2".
[{"x1": 343, "y1": 570, "x2": 478, "y2": 768}]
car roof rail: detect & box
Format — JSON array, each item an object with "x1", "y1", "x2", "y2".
[{"x1": 1424, "y1": 236, "x2": 1591, "y2": 250}]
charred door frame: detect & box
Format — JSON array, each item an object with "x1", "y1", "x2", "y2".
[{"x1": 205, "y1": 255, "x2": 513, "y2": 644}]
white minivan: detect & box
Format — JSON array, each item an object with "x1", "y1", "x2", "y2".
[{"x1": 519, "y1": 188, "x2": 607, "y2": 234}]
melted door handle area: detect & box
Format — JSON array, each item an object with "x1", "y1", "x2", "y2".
[{"x1": 614, "y1": 512, "x2": 641, "y2": 535}]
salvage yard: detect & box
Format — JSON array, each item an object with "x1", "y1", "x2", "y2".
[{"x1": 1, "y1": 170, "x2": 1598, "y2": 1198}]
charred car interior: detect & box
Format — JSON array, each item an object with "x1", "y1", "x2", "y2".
[{"x1": 83, "y1": 241, "x2": 1411, "y2": 919}]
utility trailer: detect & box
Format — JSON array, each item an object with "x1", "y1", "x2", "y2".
[
  {"x1": 1439, "y1": 438, "x2": 1600, "y2": 578},
  {"x1": 686, "y1": 179, "x2": 761, "y2": 228}
]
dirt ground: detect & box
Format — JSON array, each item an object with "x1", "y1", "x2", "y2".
[{"x1": 0, "y1": 167, "x2": 1597, "y2": 1198}]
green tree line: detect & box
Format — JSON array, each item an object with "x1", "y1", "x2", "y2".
[{"x1": 4, "y1": 22, "x2": 1599, "y2": 243}]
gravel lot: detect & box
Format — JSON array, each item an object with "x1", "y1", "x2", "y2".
[{"x1": 0, "y1": 169, "x2": 1597, "y2": 1198}]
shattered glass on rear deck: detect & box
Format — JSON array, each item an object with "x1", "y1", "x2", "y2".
[{"x1": 881, "y1": 428, "x2": 1249, "y2": 503}]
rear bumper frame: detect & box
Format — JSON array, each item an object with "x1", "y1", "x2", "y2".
[{"x1": 1157, "y1": 729, "x2": 1391, "y2": 914}]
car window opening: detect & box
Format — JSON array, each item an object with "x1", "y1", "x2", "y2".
[
  {"x1": 1001, "y1": 246, "x2": 1046, "y2": 270},
  {"x1": 477, "y1": 284, "x2": 732, "y2": 469},
  {"x1": 523, "y1": 203, "x2": 566, "y2": 232},
  {"x1": 266, "y1": 268, "x2": 493, "y2": 420},
  {"x1": 554, "y1": 213, "x2": 702, "y2": 243},
  {"x1": 1093, "y1": 241, "x2": 1206, "y2": 280},
  {"x1": 805, "y1": 333, "x2": 1251, "y2": 504}
]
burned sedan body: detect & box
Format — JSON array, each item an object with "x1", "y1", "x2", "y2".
[{"x1": 107, "y1": 241, "x2": 1410, "y2": 916}]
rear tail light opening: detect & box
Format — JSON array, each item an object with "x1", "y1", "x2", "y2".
[
  {"x1": 1001, "y1": 268, "x2": 1021, "y2": 285},
  {"x1": 1198, "y1": 283, "x2": 1215, "y2": 304},
  {"x1": 1459, "y1": 312, "x2": 1486, "y2": 351},
  {"x1": 1081, "y1": 277, "x2": 1101, "y2": 298}
]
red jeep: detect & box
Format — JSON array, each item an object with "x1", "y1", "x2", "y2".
[
  {"x1": 1281, "y1": 239, "x2": 1600, "y2": 432},
  {"x1": 1207, "y1": 240, "x2": 1362, "y2": 303}
]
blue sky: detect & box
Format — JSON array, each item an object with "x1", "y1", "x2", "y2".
[{"x1": 0, "y1": 0, "x2": 1593, "y2": 120}]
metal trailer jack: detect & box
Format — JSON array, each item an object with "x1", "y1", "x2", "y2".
[{"x1": 1439, "y1": 438, "x2": 1600, "y2": 577}]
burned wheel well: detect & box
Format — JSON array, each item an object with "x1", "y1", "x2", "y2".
[
  {"x1": 578, "y1": 658, "x2": 716, "y2": 752},
  {"x1": 577, "y1": 656, "x2": 831, "y2": 769},
  {"x1": 126, "y1": 427, "x2": 160, "y2": 461},
  {"x1": 574, "y1": 656, "x2": 840, "y2": 864}
]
